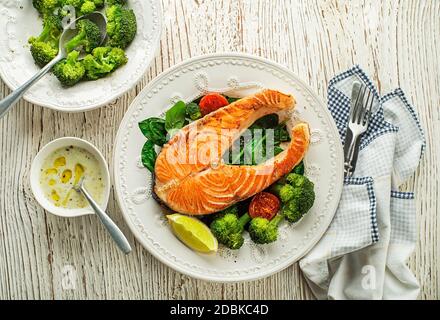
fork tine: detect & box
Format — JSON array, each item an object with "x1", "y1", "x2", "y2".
[
  {"x1": 351, "y1": 84, "x2": 363, "y2": 123},
  {"x1": 363, "y1": 90, "x2": 375, "y2": 125},
  {"x1": 348, "y1": 92, "x2": 359, "y2": 122},
  {"x1": 359, "y1": 89, "x2": 371, "y2": 124},
  {"x1": 355, "y1": 85, "x2": 367, "y2": 124},
  {"x1": 350, "y1": 85, "x2": 362, "y2": 123}
]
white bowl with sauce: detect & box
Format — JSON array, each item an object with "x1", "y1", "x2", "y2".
[{"x1": 30, "y1": 137, "x2": 111, "y2": 217}]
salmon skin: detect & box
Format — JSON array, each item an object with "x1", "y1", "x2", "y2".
[{"x1": 154, "y1": 89, "x2": 310, "y2": 215}]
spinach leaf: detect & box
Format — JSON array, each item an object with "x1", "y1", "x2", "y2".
[
  {"x1": 274, "y1": 124, "x2": 290, "y2": 144},
  {"x1": 138, "y1": 117, "x2": 167, "y2": 146},
  {"x1": 225, "y1": 121, "x2": 290, "y2": 165},
  {"x1": 165, "y1": 101, "x2": 187, "y2": 132},
  {"x1": 141, "y1": 140, "x2": 157, "y2": 173},
  {"x1": 186, "y1": 102, "x2": 202, "y2": 121},
  {"x1": 250, "y1": 114, "x2": 279, "y2": 129},
  {"x1": 293, "y1": 161, "x2": 305, "y2": 175},
  {"x1": 274, "y1": 146, "x2": 284, "y2": 156},
  {"x1": 226, "y1": 96, "x2": 240, "y2": 104},
  {"x1": 262, "y1": 136, "x2": 285, "y2": 163}
]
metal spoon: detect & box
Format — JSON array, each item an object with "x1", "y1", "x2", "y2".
[
  {"x1": 0, "y1": 12, "x2": 107, "y2": 119},
  {"x1": 73, "y1": 177, "x2": 132, "y2": 254}
]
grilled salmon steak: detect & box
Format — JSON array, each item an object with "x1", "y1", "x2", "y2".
[{"x1": 154, "y1": 89, "x2": 310, "y2": 215}]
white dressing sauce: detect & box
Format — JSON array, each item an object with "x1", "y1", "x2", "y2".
[{"x1": 39, "y1": 146, "x2": 104, "y2": 209}]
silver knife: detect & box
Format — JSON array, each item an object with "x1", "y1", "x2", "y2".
[{"x1": 343, "y1": 82, "x2": 362, "y2": 177}]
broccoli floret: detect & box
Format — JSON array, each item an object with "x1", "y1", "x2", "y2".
[
  {"x1": 77, "y1": 0, "x2": 104, "y2": 14},
  {"x1": 210, "y1": 213, "x2": 237, "y2": 243},
  {"x1": 105, "y1": 0, "x2": 126, "y2": 5},
  {"x1": 285, "y1": 173, "x2": 315, "y2": 212},
  {"x1": 220, "y1": 205, "x2": 239, "y2": 217},
  {"x1": 65, "y1": 19, "x2": 101, "y2": 53},
  {"x1": 55, "y1": 1, "x2": 75, "y2": 18},
  {"x1": 186, "y1": 102, "x2": 202, "y2": 121},
  {"x1": 53, "y1": 50, "x2": 85, "y2": 86},
  {"x1": 209, "y1": 204, "x2": 239, "y2": 223},
  {"x1": 226, "y1": 233, "x2": 244, "y2": 250},
  {"x1": 286, "y1": 172, "x2": 307, "y2": 188},
  {"x1": 210, "y1": 212, "x2": 251, "y2": 250},
  {"x1": 279, "y1": 184, "x2": 295, "y2": 203},
  {"x1": 29, "y1": 42, "x2": 59, "y2": 67},
  {"x1": 61, "y1": 0, "x2": 82, "y2": 9},
  {"x1": 80, "y1": 1, "x2": 96, "y2": 14},
  {"x1": 268, "y1": 182, "x2": 283, "y2": 197},
  {"x1": 42, "y1": 13, "x2": 63, "y2": 36},
  {"x1": 93, "y1": 0, "x2": 104, "y2": 7},
  {"x1": 59, "y1": 0, "x2": 82, "y2": 15},
  {"x1": 248, "y1": 215, "x2": 283, "y2": 244},
  {"x1": 83, "y1": 46, "x2": 127, "y2": 80},
  {"x1": 281, "y1": 201, "x2": 302, "y2": 223},
  {"x1": 57, "y1": 0, "x2": 103, "y2": 18},
  {"x1": 33, "y1": 0, "x2": 60, "y2": 15},
  {"x1": 106, "y1": 4, "x2": 137, "y2": 48},
  {"x1": 28, "y1": 14, "x2": 63, "y2": 67},
  {"x1": 270, "y1": 173, "x2": 315, "y2": 224}
]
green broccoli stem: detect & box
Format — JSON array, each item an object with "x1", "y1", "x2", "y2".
[
  {"x1": 65, "y1": 34, "x2": 84, "y2": 52},
  {"x1": 269, "y1": 183, "x2": 283, "y2": 197},
  {"x1": 37, "y1": 22, "x2": 59, "y2": 44},
  {"x1": 270, "y1": 214, "x2": 284, "y2": 226},
  {"x1": 38, "y1": 25, "x2": 51, "y2": 41},
  {"x1": 238, "y1": 212, "x2": 251, "y2": 227}
]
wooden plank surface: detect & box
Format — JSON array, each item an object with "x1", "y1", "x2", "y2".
[{"x1": 0, "y1": 0, "x2": 438, "y2": 299}]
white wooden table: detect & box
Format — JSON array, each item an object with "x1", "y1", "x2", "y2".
[{"x1": 0, "y1": 0, "x2": 438, "y2": 300}]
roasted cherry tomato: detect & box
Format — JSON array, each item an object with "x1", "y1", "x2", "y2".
[
  {"x1": 199, "y1": 93, "x2": 229, "y2": 116},
  {"x1": 249, "y1": 192, "x2": 281, "y2": 220}
]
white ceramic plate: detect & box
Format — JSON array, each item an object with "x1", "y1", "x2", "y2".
[
  {"x1": 114, "y1": 53, "x2": 344, "y2": 282},
  {"x1": 0, "y1": 0, "x2": 162, "y2": 112}
]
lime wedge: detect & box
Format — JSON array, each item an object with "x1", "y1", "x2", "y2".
[{"x1": 167, "y1": 214, "x2": 218, "y2": 253}]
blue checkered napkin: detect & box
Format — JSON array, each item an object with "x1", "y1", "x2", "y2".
[
  {"x1": 326, "y1": 65, "x2": 402, "y2": 245},
  {"x1": 372, "y1": 85, "x2": 423, "y2": 299},
  {"x1": 309, "y1": 176, "x2": 377, "y2": 259},
  {"x1": 343, "y1": 177, "x2": 378, "y2": 244},
  {"x1": 328, "y1": 65, "x2": 398, "y2": 149},
  {"x1": 300, "y1": 65, "x2": 425, "y2": 300},
  {"x1": 383, "y1": 191, "x2": 419, "y2": 299},
  {"x1": 382, "y1": 89, "x2": 426, "y2": 186},
  {"x1": 389, "y1": 191, "x2": 416, "y2": 244}
]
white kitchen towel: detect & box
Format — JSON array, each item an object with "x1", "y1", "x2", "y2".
[
  {"x1": 381, "y1": 89, "x2": 425, "y2": 299},
  {"x1": 299, "y1": 66, "x2": 425, "y2": 300},
  {"x1": 383, "y1": 191, "x2": 420, "y2": 299}
]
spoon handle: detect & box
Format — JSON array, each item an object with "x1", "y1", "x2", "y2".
[
  {"x1": 0, "y1": 54, "x2": 63, "y2": 119},
  {"x1": 80, "y1": 184, "x2": 132, "y2": 254}
]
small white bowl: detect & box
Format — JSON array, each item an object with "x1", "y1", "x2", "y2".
[{"x1": 30, "y1": 137, "x2": 111, "y2": 218}]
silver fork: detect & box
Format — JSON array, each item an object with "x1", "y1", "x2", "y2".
[{"x1": 344, "y1": 83, "x2": 375, "y2": 176}]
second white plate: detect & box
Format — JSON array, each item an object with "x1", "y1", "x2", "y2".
[
  {"x1": 0, "y1": 0, "x2": 162, "y2": 112},
  {"x1": 114, "y1": 53, "x2": 344, "y2": 282}
]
